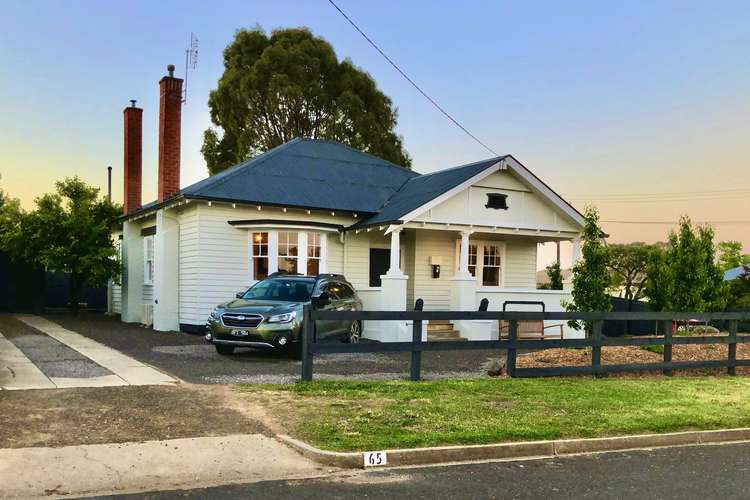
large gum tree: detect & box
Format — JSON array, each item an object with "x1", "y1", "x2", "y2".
[{"x1": 202, "y1": 27, "x2": 412, "y2": 174}]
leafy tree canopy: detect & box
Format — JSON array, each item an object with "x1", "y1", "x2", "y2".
[
  {"x1": 202, "y1": 27, "x2": 412, "y2": 174},
  {"x1": 607, "y1": 242, "x2": 655, "y2": 301},
  {"x1": 1, "y1": 177, "x2": 122, "y2": 311},
  {"x1": 565, "y1": 207, "x2": 612, "y2": 330},
  {"x1": 717, "y1": 240, "x2": 750, "y2": 273},
  {"x1": 644, "y1": 217, "x2": 726, "y2": 312}
]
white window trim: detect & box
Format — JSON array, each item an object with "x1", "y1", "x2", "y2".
[
  {"x1": 455, "y1": 239, "x2": 506, "y2": 288},
  {"x1": 247, "y1": 229, "x2": 328, "y2": 284},
  {"x1": 143, "y1": 235, "x2": 155, "y2": 286}
]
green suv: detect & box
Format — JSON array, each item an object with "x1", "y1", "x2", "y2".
[{"x1": 204, "y1": 273, "x2": 363, "y2": 356}]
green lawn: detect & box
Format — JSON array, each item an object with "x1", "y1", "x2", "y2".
[{"x1": 239, "y1": 377, "x2": 750, "y2": 452}]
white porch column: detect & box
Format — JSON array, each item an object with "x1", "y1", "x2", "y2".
[
  {"x1": 450, "y1": 230, "x2": 477, "y2": 338},
  {"x1": 121, "y1": 220, "x2": 143, "y2": 323},
  {"x1": 375, "y1": 227, "x2": 409, "y2": 342},
  {"x1": 153, "y1": 210, "x2": 180, "y2": 331},
  {"x1": 458, "y1": 230, "x2": 471, "y2": 278},
  {"x1": 386, "y1": 227, "x2": 404, "y2": 276}
]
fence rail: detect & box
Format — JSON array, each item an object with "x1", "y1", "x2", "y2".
[{"x1": 300, "y1": 307, "x2": 750, "y2": 382}]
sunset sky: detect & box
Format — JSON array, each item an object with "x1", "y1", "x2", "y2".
[{"x1": 1, "y1": 0, "x2": 748, "y2": 269}]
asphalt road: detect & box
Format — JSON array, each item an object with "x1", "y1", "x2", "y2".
[
  {"x1": 94, "y1": 442, "x2": 750, "y2": 499},
  {"x1": 48, "y1": 313, "x2": 502, "y2": 384}
]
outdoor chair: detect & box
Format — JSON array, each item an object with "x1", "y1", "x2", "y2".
[{"x1": 498, "y1": 300, "x2": 565, "y2": 340}]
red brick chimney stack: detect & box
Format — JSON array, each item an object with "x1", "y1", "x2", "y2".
[
  {"x1": 157, "y1": 64, "x2": 183, "y2": 202},
  {"x1": 123, "y1": 99, "x2": 143, "y2": 214}
]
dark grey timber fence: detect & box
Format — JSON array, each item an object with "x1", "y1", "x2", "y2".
[{"x1": 300, "y1": 307, "x2": 750, "y2": 381}]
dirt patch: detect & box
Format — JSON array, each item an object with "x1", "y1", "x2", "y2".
[
  {"x1": 0, "y1": 384, "x2": 269, "y2": 449},
  {"x1": 516, "y1": 341, "x2": 750, "y2": 377}
]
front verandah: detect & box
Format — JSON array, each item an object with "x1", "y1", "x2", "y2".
[{"x1": 355, "y1": 225, "x2": 580, "y2": 342}]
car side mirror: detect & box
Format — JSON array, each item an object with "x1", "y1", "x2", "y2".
[{"x1": 313, "y1": 292, "x2": 331, "y2": 308}]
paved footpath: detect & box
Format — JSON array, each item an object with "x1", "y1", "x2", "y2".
[
  {"x1": 93, "y1": 441, "x2": 750, "y2": 500},
  {"x1": 0, "y1": 315, "x2": 174, "y2": 389},
  {"x1": 0, "y1": 434, "x2": 328, "y2": 499}
]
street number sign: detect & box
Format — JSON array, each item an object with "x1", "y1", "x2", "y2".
[{"x1": 363, "y1": 451, "x2": 387, "y2": 467}]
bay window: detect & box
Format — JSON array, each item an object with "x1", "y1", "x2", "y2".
[
  {"x1": 251, "y1": 232, "x2": 269, "y2": 280},
  {"x1": 249, "y1": 230, "x2": 326, "y2": 281},
  {"x1": 277, "y1": 231, "x2": 299, "y2": 273},
  {"x1": 307, "y1": 233, "x2": 321, "y2": 275}
]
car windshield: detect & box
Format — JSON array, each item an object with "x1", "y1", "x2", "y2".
[{"x1": 242, "y1": 278, "x2": 314, "y2": 302}]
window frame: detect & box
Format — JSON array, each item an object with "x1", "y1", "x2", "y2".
[
  {"x1": 248, "y1": 229, "x2": 327, "y2": 284},
  {"x1": 143, "y1": 235, "x2": 155, "y2": 285},
  {"x1": 454, "y1": 239, "x2": 505, "y2": 289}
]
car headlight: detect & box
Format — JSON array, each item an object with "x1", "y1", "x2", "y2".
[
  {"x1": 209, "y1": 309, "x2": 220, "y2": 321},
  {"x1": 267, "y1": 311, "x2": 297, "y2": 323}
]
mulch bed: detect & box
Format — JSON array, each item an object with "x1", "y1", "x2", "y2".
[{"x1": 516, "y1": 338, "x2": 750, "y2": 377}]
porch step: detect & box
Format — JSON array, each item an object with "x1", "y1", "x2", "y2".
[
  {"x1": 427, "y1": 330, "x2": 467, "y2": 342},
  {"x1": 427, "y1": 323, "x2": 456, "y2": 332}
]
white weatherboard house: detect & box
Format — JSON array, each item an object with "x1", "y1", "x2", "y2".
[{"x1": 112, "y1": 68, "x2": 583, "y2": 341}]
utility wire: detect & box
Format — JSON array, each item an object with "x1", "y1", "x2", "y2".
[
  {"x1": 326, "y1": 0, "x2": 499, "y2": 157},
  {"x1": 602, "y1": 220, "x2": 750, "y2": 225}
]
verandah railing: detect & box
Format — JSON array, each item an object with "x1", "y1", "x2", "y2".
[{"x1": 300, "y1": 307, "x2": 750, "y2": 381}]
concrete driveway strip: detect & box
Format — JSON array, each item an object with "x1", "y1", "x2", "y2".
[
  {"x1": 0, "y1": 434, "x2": 327, "y2": 499},
  {"x1": 0, "y1": 332, "x2": 55, "y2": 390},
  {"x1": 15, "y1": 315, "x2": 175, "y2": 386}
]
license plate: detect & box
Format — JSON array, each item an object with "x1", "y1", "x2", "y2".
[{"x1": 230, "y1": 329, "x2": 248, "y2": 337}]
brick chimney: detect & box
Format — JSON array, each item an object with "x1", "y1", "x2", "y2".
[
  {"x1": 123, "y1": 99, "x2": 143, "y2": 214},
  {"x1": 157, "y1": 64, "x2": 183, "y2": 202}
]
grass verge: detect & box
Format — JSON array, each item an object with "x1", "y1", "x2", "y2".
[{"x1": 238, "y1": 377, "x2": 750, "y2": 452}]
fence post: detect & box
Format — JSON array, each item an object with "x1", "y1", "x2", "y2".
[
  {"x1": 410, "y1": 299, "x2": 424, "y2": 381},
  {"x1": 507, "y1": 319, "x2": 518, "y2": 377},
  {"x1": 591, "y1": 320, "x2": 603, "y2": 377},
  {"x1": 663, "y1": 320, "x2": 673, "y2": 376},
  {"x1": 301, "y1": 305, "x2": 313, "y2": 382},
  {"x1": 728, "y1": 319, "x2": 738, "y2": 376}
]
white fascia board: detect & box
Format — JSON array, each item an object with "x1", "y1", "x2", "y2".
[
  {"x1": 503, "y1": 156, "x2": 585, "y2": 228},
  {"x1": 230, "y1": 223, "x2": 340, "y2": 232},
  {"x1": 384, "y1": 160, "x2": 504, "y2": 235}
]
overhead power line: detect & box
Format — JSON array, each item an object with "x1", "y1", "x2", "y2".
[
  {"x1": 602, "y1": 220, "x2": 750, "y2": 225},
  {"x1": 326, "y1": 0, "x2": 499, "y2": 156}
]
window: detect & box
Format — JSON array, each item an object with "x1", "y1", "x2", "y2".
[
  {"x1": 485, "y1": 193, "x2": 508, "y2": 210},
  {"x1": 251, "y1": 232, "x2": 269, "y2": 280},
  {"x1": 337, "y1": 282, "x2": 355, "y2": 299},
  {"x1": 277, "y1": 231, "x2": 299, "y2": 274},
  {"x1": 482, "y1": 244, "x2": 501, "y2": 286},
  {"x1": 143, "y1": 235, "x2": 154, "y2": 285},
  {"x1": 307, "y1": 233, "x2": 321, "y2": 276},
  {"x1": 468, "y1": 244, "x2": 477, "y2": 277},
  {"x1": 242, "y1": 278, "x2": 314, "y2": 301}
]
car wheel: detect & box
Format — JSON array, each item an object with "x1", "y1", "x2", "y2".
[
  {"x1": 215, "y1": 344, "x2": 235, "y2": 355},
  {"x1": 347, "y1": 321, "x2": 361, "y2": 344}
]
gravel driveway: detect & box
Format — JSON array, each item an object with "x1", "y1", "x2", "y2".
[{"x1": 47, "y1": 313, "x2": 502, "y2": 384}]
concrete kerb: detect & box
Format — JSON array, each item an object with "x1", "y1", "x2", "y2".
[{"x1": 277, "y1": 428, "x2": 750, "y2": 469}]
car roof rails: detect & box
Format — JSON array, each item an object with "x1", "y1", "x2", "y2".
[
  {"x1": 268, "y1": 271, "x2": 304, "y2": 278},
  {"x1": 315, "y1": 273, "x2": 348, "y2": 281}
]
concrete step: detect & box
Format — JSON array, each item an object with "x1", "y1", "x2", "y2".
[
  {"x1": 427, "y1": 323, "x2": 455, "y2": 332},
  {"x1": 427, "y1": 331, "x2": 467, "y2": 341}
]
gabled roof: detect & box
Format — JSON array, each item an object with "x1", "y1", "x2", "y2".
[
  {"x1": 123, "y1": 138, "x2": 417, "y2": 219},
  {"x1": 354, "y1": 157, "x2": 506, "y2": 227}
]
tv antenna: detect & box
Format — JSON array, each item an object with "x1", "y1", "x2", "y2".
[{"x1": 183, "y1": 32, "x2": 199, "y2": 104}]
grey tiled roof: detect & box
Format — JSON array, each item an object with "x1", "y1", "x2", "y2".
[
  {"x1": 180, "y1": 138, "x2": 417, "y2": 214},
  {"x1": 355, "y1": 157, "x2": 506, "y2": 227},
  {"x1": 123, "y1": 138, "x2": 508, "y2": 228}
]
